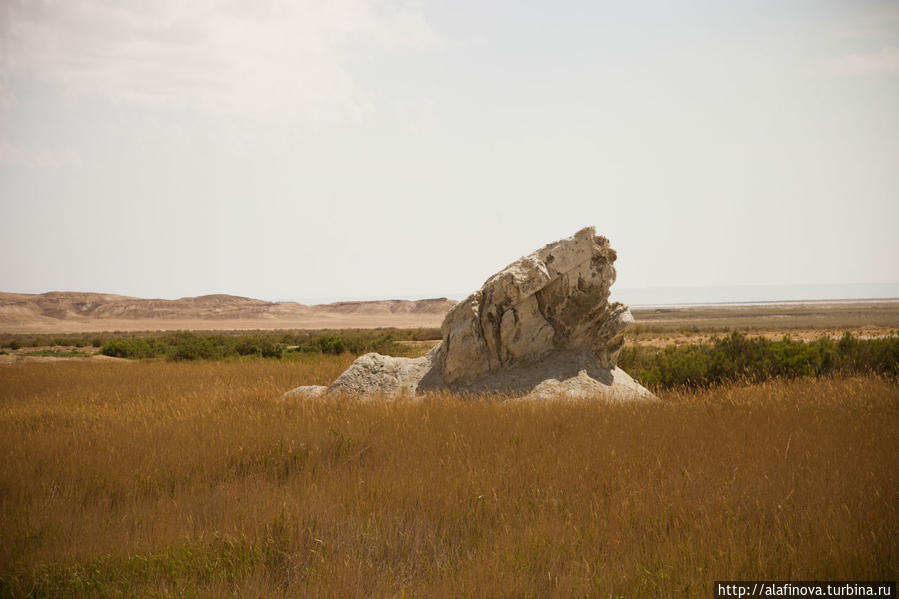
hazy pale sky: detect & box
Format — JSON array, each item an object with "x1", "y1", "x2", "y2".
[{"x1": 1, "y1": 0, "x2": 897, "y2": 302}]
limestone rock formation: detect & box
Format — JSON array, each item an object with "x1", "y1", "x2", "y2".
[{"x1": 285, "y1": 227, "x2": 655, "y2": 401}]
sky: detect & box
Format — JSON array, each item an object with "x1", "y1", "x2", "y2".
[{"x1": 1, "y1": 0, "x2": 897, "y2": 304}]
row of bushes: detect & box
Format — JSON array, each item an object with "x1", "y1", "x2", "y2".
[
  {"x1": 100, "y1": 331, "x2": 419, "y2": 361},
  {"x1": 17, "y1": 328, "x2": 895, "y2": 389},
  {"x1": 618, "y1": 332, "x2": 899, "y2": 390},
  {"x1": 2, "y1": 337, "x2": 104, "y2": 350},
  {"x1": 1, "y1": 328, "x2": 441, "y2": 351}
]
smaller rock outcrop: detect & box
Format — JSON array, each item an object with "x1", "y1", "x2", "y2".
[{"x1": 285, "y1": 227, "x2": 655, "y2": 401}]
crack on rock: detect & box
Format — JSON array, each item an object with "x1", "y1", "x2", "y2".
[{"x1": 535, "y1": 280, "x2": 568, "y2": 347}]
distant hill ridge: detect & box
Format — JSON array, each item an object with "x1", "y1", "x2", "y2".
[{"x1": 0, "y1": 291, "x2": 457, "y2": 330}]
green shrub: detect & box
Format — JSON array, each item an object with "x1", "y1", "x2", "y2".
[
  {"x1": 101, "y1": 338, "x2": 166, "y2": 359},
  {"x1": 260, "y1": 341, "x2": 284, "y2": 359},
  {"x1": 314, "y1": 335, "x2": 347, "y2": 355},
  {"x1": 166, "y1": 333, "x2": 232, "y2": 361},
  {"x1": 235, "y1": 338, "x2": 262, "y2": 356},
  {"x1": 619, "y1": 332, "x2": 899, "y2": 390}
]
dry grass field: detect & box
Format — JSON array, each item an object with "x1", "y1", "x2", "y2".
[{"x1": 1, "y1": 359, "x2": 896, "y2": 597}]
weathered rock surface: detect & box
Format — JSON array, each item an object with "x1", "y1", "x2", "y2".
[
  {"x1": 327, "y1": 344, "x2": 444, "y2": 396},
  {"x1": 285, "y1": 227, "x2": 655, "y2": 401}
]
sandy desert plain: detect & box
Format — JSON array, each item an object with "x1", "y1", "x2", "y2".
[{"x1": 0, "y1": 293, "x2": 897, "y2": 597}]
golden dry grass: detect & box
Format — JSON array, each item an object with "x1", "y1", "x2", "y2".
[{"x1": 0, "y1": 359, "x2": 897, "y2": 597}]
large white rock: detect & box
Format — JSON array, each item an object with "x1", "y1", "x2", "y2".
[
  {"x1": 327, "y1": 344, "x2": 443, "y2": 396},
  {"x1": 441, "y1": 226, "x2": 632, "y2": 385},
  {"x1": 285, "y1": 227, "x2": 655, "y2": 401}
]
